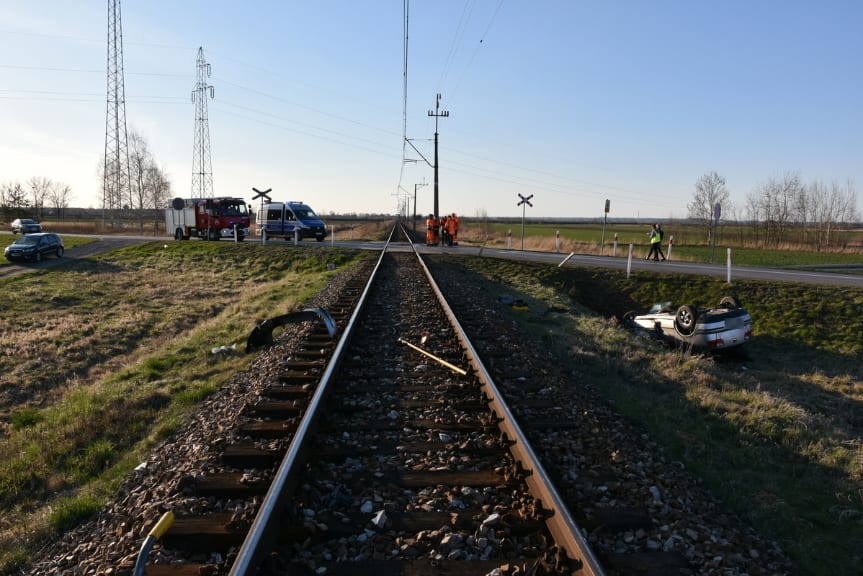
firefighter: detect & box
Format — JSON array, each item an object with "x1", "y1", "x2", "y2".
[
  {"x1": 448, "y1": 212, "x2": 459, "y2": 246},
  {"x1": 425, "y1": 214, "x2": 438, "y2": 245}
]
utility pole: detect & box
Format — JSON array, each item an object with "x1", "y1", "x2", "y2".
[
  {"x1": 191, "y1": 47, "x2": 215, "y2": 198},
  {"x1": 412, "y1": 180, "x2": 427, "y2": 233},
  {"x1": 103, "y1": 0, "x2": 130, "y2": 227},
  {"x1": 427, "y1": 93, "x2": 448, "y2": 220}
]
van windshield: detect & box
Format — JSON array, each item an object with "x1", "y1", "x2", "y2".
[{"x1": 293, "y1": 207, "x2": 316, "y2": 219}]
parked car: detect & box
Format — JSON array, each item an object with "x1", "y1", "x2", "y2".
[
  {"x1": 622, "y1": 296, "x2": 752, "y2": 350},
  {"x1": 4, "y1": 232, "x2": 65, "y2": 262},
  {"x1": 10, "y1": 218, "x2": 42, "y2": 234}
]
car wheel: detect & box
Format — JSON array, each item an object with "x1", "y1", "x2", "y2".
[
  {"x1": 622, "y1": 311, "x2": 637, "y2": 328},
  {"x1": 56, "y1": 246, "x2": 64, "y2": 258},
  {"x1": 720, "y1": 296, "x2": 741, "y2": 309},
  {"x1": 35, "y1": 252, "x2": 42, "y2": 263},
  {"x1": 674, "y1": 305, "x2": 697, "y2": 336}
]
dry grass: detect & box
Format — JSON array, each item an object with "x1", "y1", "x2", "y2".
[
  {"x1": 428, "y1": 253, "x2": 863, "y2": 576},
  {"x1": 0, "y1": 241, "x2": 370, "y2": 572}
]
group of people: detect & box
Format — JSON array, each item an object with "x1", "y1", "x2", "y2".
[
  {"x1": 425, "y1": 212, "x2": 460, "y2": 246},
  {"x1": 646, "y1": 223, "x2": 666, "y2": 261}
]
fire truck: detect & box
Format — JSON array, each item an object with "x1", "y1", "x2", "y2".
[{"x1": 166, "y1": 197, "x2": 251, "y2": 241}]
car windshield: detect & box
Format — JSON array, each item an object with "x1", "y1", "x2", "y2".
[
  {"x1": 20, "y1": 219, "x2": 36, "y2": 224},
  {"x1": 14, "y1": 236, "x2": 39, "y2": 246}
]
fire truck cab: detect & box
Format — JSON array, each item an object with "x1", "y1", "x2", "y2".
[{"x1": 166, "y1": 197, "x2": 250, "y2": 241}]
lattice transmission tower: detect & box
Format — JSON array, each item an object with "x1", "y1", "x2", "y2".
[
  {"x1": 191, "y1": 47, "x2": 215, "y2": 198},
  {"x1": 103, "y1": 0, "x2": 131, "y2": 224}
]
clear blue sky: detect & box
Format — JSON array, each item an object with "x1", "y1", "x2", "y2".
[{"x1": 1, "y1": 1, "x2": 861, "y2": 219}]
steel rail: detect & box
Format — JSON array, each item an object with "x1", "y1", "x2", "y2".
[
  {"x1": 228, "y1": 227, "x2": 397, "y2": 575},
  {"x1": 407, "y1": 226, "x2": 607, "y2": 576}
]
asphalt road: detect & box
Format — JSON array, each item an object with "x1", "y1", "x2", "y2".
[{"x1": 3, "y1": 232, "x2": 862, "y2": 288}]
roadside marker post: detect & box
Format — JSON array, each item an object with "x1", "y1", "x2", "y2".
[{"x1": 727, "y1": 248, "x2": 732, "y2": 283}]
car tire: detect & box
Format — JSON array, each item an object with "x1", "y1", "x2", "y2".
[
  {"x1": 35, "y1": 252, "x2": 42, "y2": 263},
  {"x1": 720, "y1": 296, "x2": 741, "y2": 309},
  {"x1": 622, "y1": 311, "x2": 637, "y2": 328},
  {"x1": 674, "y1": 305, "x2": 697, "y2": 336},
  {"x1": 56, "y1": 246, "x2": 64, "y2": 258}
]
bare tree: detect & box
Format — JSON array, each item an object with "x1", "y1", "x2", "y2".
[
  {"x1": 144, "y1": 164, "x2": 172, "y2": 234},
  {"x1": 688, "y1": 171, "x2": 731, "y2": 244},
  {"x1": 128, "y1": 130, "x2": 153, "y2": 233},
  {"x1": 2, "y1": 181, "x2": 30, "y2": 220},
  {"x1": 27, "y1": 176, "x2": 53, "y2": 220},
  {"x1": 810, "y1": 179, "x2": 858, "y2": 250},
  {"x1": 47, "y1": 182, "x2": 73, "y2": 219},
  {"x1": 754, "y1": 172, "x2": 801, "y2": 246}
]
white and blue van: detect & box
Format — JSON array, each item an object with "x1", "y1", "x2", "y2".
[{"x1": 256, "y1": 201, "x2": 327, "y2": 242}]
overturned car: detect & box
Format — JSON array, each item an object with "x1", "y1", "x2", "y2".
[{"x1": 622, "y1": 296, "x2": 752, "y2": 350}]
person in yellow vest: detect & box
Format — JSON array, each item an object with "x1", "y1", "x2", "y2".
[
  {"x1": 425, "y1": 214, "x2": 438, "y2": 246},
  {"x1": 646, "y1": 223, "x2": 665, "y2": 261}
]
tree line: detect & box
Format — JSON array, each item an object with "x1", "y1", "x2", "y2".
[
  {"x1": 0, "y1": 177, "x2": 73, "y2": 222},
  {"x1": 688, "y1": 171, "x2": 859, "y2": 250},
  {"x1": 2, "y1": 129, "x2": 173, "y2": 233}
]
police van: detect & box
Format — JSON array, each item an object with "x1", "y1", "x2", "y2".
[{"x1": 256, "y1": 201, "x2": 327, "y2": 242}]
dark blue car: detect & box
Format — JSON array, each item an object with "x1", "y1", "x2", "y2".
[{"x1": 4, "y1": 233, "x2": 65, "y2": 262}]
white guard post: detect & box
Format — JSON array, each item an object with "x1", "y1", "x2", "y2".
[{"x1": 727, "y1": 248, "x2": 732, "y2": 283}]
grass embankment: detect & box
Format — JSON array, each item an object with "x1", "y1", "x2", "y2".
[
  {"x1": 0, "y1": 240, "x2": 371, "y2": 573},
  {"x1": 430, "y1": 254, "x2": 863, "y2": 576}
]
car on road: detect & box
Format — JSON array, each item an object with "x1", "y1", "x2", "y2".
[
  {"x1": 11, "y1": 218, "x2": 42, "y2": 234},
  {"x1": 622, "y1": 296, "x2": 752, "y2": 350},
  {"x1": 4, "y1": 232, "x2": 65, "y2": 262}
]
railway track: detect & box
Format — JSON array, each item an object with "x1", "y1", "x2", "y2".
[{"x1": 139, "y1": 228, "x2": 603, "y2": 575}]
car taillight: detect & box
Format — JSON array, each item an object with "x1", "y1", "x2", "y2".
[{"x1": 707, "y1": 339, "x2": 723, "y2": 347}]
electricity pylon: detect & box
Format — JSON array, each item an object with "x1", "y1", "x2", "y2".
[
  {"x1": 103, "y1": 0, "x2": 131, "y2": 225},
  {"x1": 191, "y1": 47, "x2": 215, "y2": 198}
]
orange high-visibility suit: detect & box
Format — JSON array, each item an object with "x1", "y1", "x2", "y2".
[
  {"x1": 425, "y1": 214, "x2": 439, "y2": 245},
  {"x1": 447, "y1": 213, "x2": 459, "y2": 245}
]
